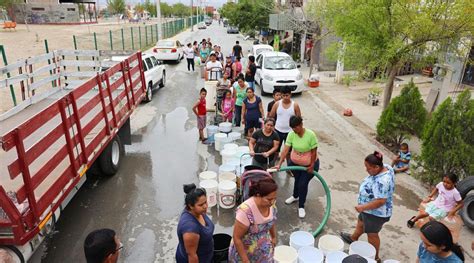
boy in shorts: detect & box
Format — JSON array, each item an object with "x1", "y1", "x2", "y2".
[{"x1": 193, "y1": 88, "x2": 207, "y2": 142}]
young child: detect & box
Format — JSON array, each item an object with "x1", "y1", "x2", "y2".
[
  {"x1": 221, "y1": 90, "x2": 235, "y2": 122},
  {"x1": 193, "y1": 88, "x2": 207, "y2": 142},
  {"x1": 392, "y1": 143, "x2": 411, "y2": 173},
  {"x1": 407, "y1": 173, "x2": 463, "y2": 228},
  {"x1": 266, "y1": 87, "x2": 281, "y2": 120}
]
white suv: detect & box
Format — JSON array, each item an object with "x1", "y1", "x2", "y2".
[
  {"x1": 254, "y1": 51, "x2": 304, "y2": 95},
  {"x1": 105, "y1": 53, "x2": 166, "y2": 102}
]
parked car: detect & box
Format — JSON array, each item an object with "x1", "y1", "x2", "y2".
[
  {"x1": 205, "y1": 18, "x2": 212, "y2": 26},
  {"x1": 104, "y1": 53, "x2": 166, "y2": 102},
  {"x1": 198, "y1": 22, "x2": 207, "y2": 29},
  {"x1": 223, "y1": 19, "x2": 229, "y2": 27},
  {"x1": 254, "y1": 51, "x2": 304, "y2": 95},
  {"x1": 227, "y1": 26, "x2": 239, "y2": 34},
  {"x1": 249, "y1": 44, "x2": 274, "y2": 58},
  {"x1": 152, "y1": 39, "x2": 184, "y2": 63}
]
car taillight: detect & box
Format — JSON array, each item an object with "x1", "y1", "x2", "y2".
[
  {"x1": 171, "y1": 48, "x2": 177, "y2": 53},
  {"x1": 153, "y1": 48, "x2": 158, "y2": 52}
]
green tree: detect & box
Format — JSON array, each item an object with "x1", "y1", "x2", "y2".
[
  {"x1": 0, "y1": 0, "x2": 22, "y2": 22},
  {"x1": 219, "y1": 0, "x2": 274, "y2": 33},
  {"x1": 107, "y1": 0, "x2": 126, "y2": 15},
  {"x1": 321, "y1": 0, "x2": 474, "y2": 109},
  {"x1": 376, "y1": 80, "x2": 428, "y2": 147},
  {"x1": 171, "y1": 3, "x2": 190, "y2": 17},
  {"x1": 419, "y1": 90, "x2": 474, "y2": 183},
  {"x1": 160, "y1": 2, "x2": 172, "y2": 17}
]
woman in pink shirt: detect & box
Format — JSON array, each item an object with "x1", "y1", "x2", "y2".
[
  {"x1": 407, "y1": 173, "x2": 463, "y2": 228},
  {"x1": 228, "y1": 178, "x2": 278, "y2": 263}
]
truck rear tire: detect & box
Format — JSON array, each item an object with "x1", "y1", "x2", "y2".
[
  {"x1": 460, "y1": 194, "x2": 474, "y2": 230},
  {"x1": 99, "y1": 135, "x2": 124, "y2": 176}
]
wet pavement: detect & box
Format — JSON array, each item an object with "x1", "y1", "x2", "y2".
[{"x1": 29, "y1": 23, "x2": 474, "y2": 263}]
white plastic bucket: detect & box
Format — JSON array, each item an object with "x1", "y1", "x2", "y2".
[
  {"x1": 317, "y1": 235, "x2": 344, "y2": 256},
  {"x1": 290, "y1": 231, "x2": 315, "y2": 251},
  {"x1": 221, "y1": 148, "x2": 238, "y2": 165},
  {"x1": 228, "y1": 132, "x2": 241, "y2": 141},
  {"x1": 219, "y1": 172, "x2": 236, "y2": 183},
  {"x1": 219, "y1": 164, "x2": 236, "y2": 175},
  {"x1": 225, "y1": 159, "x2": 240, "y2": 173},
  {"x1": 214, "y1": 133, "x2": 227, "y2": 151},
  {"x1": 325, "y1": 251, "x2": 348, "y2": 263},
  {"x1": 274, "y1": 245, "x2": 298, "y2": 263},
  {"x1": 223, "y1": 143, "x2": 238, "y2": 151},
  {"x1": 219, "y1": 122, "x2": 232, "y2": 133},
  {"x1": 199, "y1": 171, "x2": 217, "y2": 181},
  {"x1": 218, "y1": 180, "x2": 236, "y2": 209},
  {"x1": 298, "y1": 246, "x2": 324, "y2": 263},
  {"x1": 383, "y1": 260, "x2": 400, "y2": 263},
  {"x1": 199, "y1": 179, "x2": 218, "y2": 207},
  {"x1": 206, "y1": 125, "x2": 219, "y2": 141},
  {"x1": 349, "y1": 241, "x2": 376, "y2": 259},
  {"x1": 364, "y1": 257, "x2": 376, "y2": 263}
]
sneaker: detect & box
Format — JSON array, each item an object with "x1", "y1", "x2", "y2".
[
  {"x1": 340, "y1": 232, "x2": 354, "y2": 244},
  {"x1": 285, "y1": 196, "x2": 298, "y2": 205},
  {"x1": 298, "y1": 208, "x2": 306, "y2": 218}
]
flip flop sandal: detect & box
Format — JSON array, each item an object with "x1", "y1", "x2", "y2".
[
  {"x1": 340, "y1": 232, "x2": 354, "y2": 244},
  {"x1": 407, "y1": 216, "x2": 416, "y2": 228}
]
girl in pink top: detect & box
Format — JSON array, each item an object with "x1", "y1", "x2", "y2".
[
  {"x1": 228, "y1": 178, "x2": 278, "y2": 263},
  {"x1": 221, "y1": 90, "x2": 235, "y2": 122},
  {"x1": 407, "y1": 174, "x2": 463, "y2": 228}
]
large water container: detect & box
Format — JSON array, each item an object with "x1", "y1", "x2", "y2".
[
  {"x1": 290, "y1": 231, "x2": 315, "y2": 251},
  {"x1": 218, "y1": 180, "x2": 237, "y2": 209},
  {"x1": 218, "y1": 122, "x2": 232, "y2": 133},
  {"x1": 199, "y1": 171, "x2": 217, "y2": 182},
  {"x1": 349, "y1": 241, "x2": 376, "y2": 259},
  {"x1": 274, "y1": 245, "x2": 298, "y2": 263},
  {"x1": 325, "y1": 251, "x2": 348, "y2": 263},
  {"x1": 221, "y1": 148, "x2": 237, "y2": 164},
  {"x1": 297, "y1": 246, "x2": 324, "y2": 263},
  {"x1": 206, "y1": 125, "x2": 219, "y2": 142},
  {"x1": 214, "y1": 133, "x2": 227, "y2": 151},
  {"x1": 317, "y1": 235, "x2": 344, "y2": 256},
  {"x1": 199, "y1": 179, "x2": 218, "y2": 207}
]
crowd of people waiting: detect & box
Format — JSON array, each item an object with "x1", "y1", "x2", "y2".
[{"x1": 78, "y1": 36, "x2": 470, "y2": 263}]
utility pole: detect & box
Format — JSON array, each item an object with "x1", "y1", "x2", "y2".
[
  {"x1": 155, "y1": 0, "x2": 162, "y2": 40},
  {"x1": 191, "y1": 0, "x2": 193, "y2": 31}
]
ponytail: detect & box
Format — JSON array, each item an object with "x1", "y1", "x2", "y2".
[{"x1": 365, "y1": 151, "x2": 383, "y2": 167}]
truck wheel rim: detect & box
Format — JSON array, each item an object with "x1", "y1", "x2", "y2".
[
  {"x1": 111, "y1": 140, "x2": 120, "y2": 166},
  {"x1": 147, "y1": 85, "x2": 152, "y2": 99}
]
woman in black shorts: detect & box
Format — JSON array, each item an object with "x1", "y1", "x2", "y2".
[
  {"x1": 340, "y1": 151, "x2": 395, "y2": 262},
  {"x1": 241, "y1": 88, "x2": 264, "y2": 138}
]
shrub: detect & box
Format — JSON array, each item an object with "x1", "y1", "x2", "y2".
[
  {"x1": 419, "y1": 89, "x2": 474, "y2": 183},
  {"x1": 376, "y1": 80, "x2": 427, "y2": 147}
]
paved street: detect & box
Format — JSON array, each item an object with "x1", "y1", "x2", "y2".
[{"x1": 29, "y1": 22, "x2": 473, "y2": 262}]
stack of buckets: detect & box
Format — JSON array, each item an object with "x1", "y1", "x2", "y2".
[{"x1": 274, "y1": 232, "x2": 398, "y2": 263}]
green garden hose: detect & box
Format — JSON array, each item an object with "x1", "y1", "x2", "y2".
[{"x1": 278, "y1": 166, "x2": 331, "y2": 237}]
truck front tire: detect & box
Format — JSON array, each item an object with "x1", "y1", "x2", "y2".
[{"x1": 99, "y1": 135, "x2": 124, "y2": 176}]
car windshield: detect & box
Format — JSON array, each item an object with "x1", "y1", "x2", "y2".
[
  {"x1": 264, "y1": 56, "x2": 296, "y2": 70},
  {"x1": 157, "y1": 41, "x2": 174, "y2": 48},
  {"x1": 256, "y1": 48, "x2": 272, "y2": 55}
]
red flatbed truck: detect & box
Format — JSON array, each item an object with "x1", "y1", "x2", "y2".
[{"x1": 0, "y1": 50, "x2": 146, "y2": 262}]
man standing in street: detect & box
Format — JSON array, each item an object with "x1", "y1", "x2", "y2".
[
  {"x1": 269, "y1": 86, "x2": 301, "y2": 152},
  {"x1": 245, "y1": 55, "x2": 257, "y2": 91},
  {"x1": 232, "y1": 41, "x2": 243, "y2": 62}
]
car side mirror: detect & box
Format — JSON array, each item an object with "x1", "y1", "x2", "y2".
[{"x1": 297, "y1": 65, "x2": 301, "y2": 68}]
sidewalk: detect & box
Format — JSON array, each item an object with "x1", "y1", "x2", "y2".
[{"x1": 300, "y1": 66, "x2": 433, "y2": 156}]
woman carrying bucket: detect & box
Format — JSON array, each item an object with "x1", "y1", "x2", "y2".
[
  {"x1": 228, "y1": 178, "x2": 278, "y2": 262},
  {"x1": 340, "y1": 151, "x2": 395, "y2": 263},
  {"x1": 176, "y1": 184, "x2": 215, "y2": 263},
  {"x1": 249, "y1": 118, "x2": 280, "y2": 170}
]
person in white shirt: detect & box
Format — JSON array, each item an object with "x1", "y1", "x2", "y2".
[
  {"x1": 184, "y1": 43, "x2": 195, "y2": 72},
  {"x1": 206, "y1": 53, "x2": 223, "y2": 80}
]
